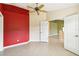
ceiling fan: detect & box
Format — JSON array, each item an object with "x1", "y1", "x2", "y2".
[{"x1": 27, "y1": 3, "x2": 47, "y2": 15}]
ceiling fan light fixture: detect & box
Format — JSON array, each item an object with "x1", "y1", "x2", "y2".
[{"x1": 27, "y1": 3, "x2": 46, "y2": 15}]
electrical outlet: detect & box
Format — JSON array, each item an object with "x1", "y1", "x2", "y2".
[{"x1": 17, "y1": 40, "x2": 19, "y2": 42}]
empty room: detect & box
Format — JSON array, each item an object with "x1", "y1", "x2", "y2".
[{"x1": 0, "y1": 3, "x2": 79, "y2": 56}]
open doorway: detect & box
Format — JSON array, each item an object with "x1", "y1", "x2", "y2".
[{"x1": 48, "y1": 20, "x2": 64, "y2": 45}]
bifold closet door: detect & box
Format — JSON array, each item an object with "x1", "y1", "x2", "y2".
[{"x1": 64, "y1": 14, "x2": 79, "y2": 55}]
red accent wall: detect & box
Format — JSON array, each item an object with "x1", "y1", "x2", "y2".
[
  {"x1": 0, "y1": 4, "x2": 29, "y2": 47},
  {"x1": 0, "y1": 4, "x2": 2, "y2": 11}
]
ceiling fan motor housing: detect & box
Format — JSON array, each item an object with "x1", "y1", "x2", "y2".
[{"x1": 35, "y1": 7, "x2": 39, "y2": 11}]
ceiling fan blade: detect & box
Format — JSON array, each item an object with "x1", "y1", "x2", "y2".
[
  {"x1": 27, "y1": 6, "x2": 34, "y2": 10},
  {"x1": 39, "y1": 10, "x2": 47, "y2": 13},
  {"x1": 30, "y1": 10, "x2": 39, "y2": 15},
  {"x1": 38, "y1": 4, "x2": 44, "y2": 9},
  {"x1": 36, "y1": 11, "x2": 39, "y2": 15},
  {"x1": 29, "y1": 11, "x2": 35, "y2": 13}
]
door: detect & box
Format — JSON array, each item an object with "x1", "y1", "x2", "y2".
[
  {"x1": 40, "y1": 21, "x2": 48, "y2": 42},
  {"x1": 0, "y1": 12, "x2": 3, "y2": 51},
  {"x1": 64, "y1": 14, "x2": 79, "y2": 55}
]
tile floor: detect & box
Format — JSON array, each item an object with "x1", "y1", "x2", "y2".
[{"x1": 0, "y1": 36, "x2": 78, "y2": 56}]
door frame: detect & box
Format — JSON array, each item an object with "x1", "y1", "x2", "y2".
[{"x1": 0, "y1": 12, "x2": 4, "y2": 51}]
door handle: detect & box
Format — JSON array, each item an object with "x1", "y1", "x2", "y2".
[
  {"x1": 40, "y1": 32, "x2": 42, "y2": 33},
  {"x1": 75, "y1": 35, "x2": 79, "y2": 37}
]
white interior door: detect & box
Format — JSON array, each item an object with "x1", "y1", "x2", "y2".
[
  {"x1": 64, "y1": 14, "x2": 79, "y2": 55},
  {"x1": 0, "y1": 12, "x2": 3, "y2": 51},
  {"x1": 40, "y1": 21, "x2": 48, "y2": 42}
]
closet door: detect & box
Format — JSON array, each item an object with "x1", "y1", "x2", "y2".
[
  {"x1": 64, "y1": 14, "x2": 79, "y2": 55},
  {"x1": 0, "y1": 13, "x2": 3, "y2": 51}
]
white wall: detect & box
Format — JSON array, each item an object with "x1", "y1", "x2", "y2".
[
  {"x1": 47, "y1": 5, "x2": 79, "y2": 20},
  {"x1": 30, "y1": 12, "x2": 47, "y2": 41},
  {"x1": 30, "y1": 5, "x2": 79, "y2": 42}
]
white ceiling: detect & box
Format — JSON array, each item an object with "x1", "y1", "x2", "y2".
[{"x1": 8, "y1": 3, "x2": 79, "y2": 11}]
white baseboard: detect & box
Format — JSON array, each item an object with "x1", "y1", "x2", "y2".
[
  {"x1": 4, "y1": 41, "x2": 30, "y2": 49},
  {"x1": 30, "y1": 40, "x2": 40, "y2": 42},
  {"x1": 48, "y1": 34, "x2": 58, "y2": 36},
  {"x1": 30, "y1": 40, "x2": 48, "y2": 43}
]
